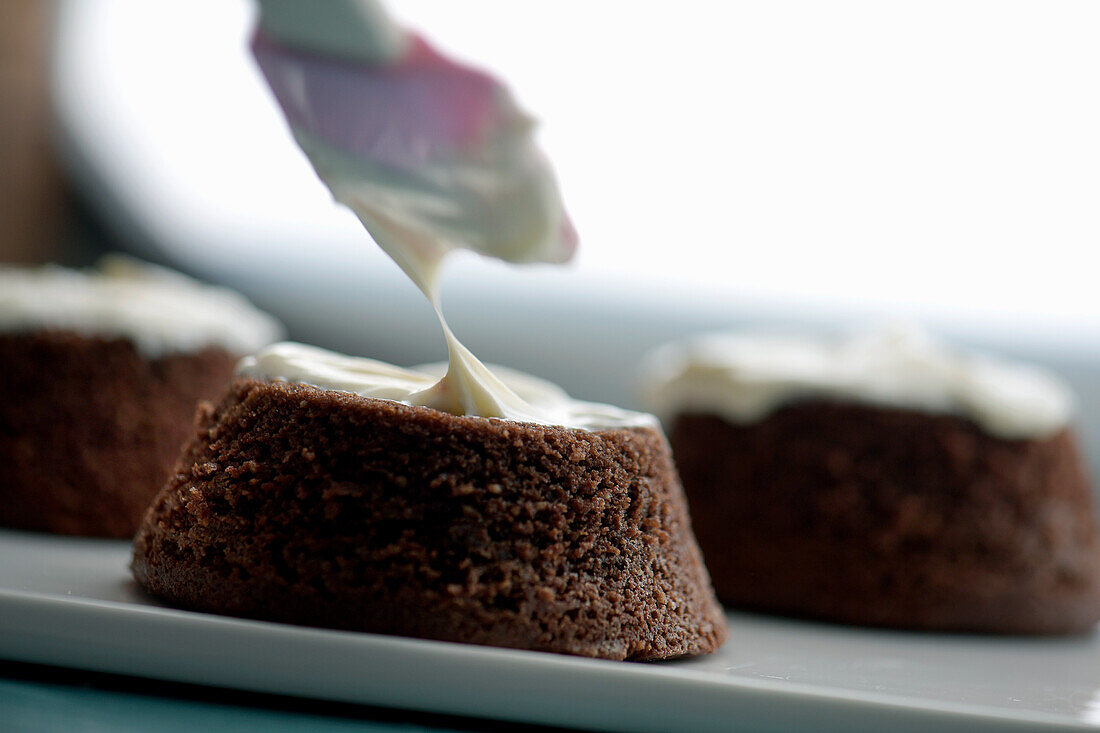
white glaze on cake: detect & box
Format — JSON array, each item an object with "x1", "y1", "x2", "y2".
[
  {"x1": 0, "y1": 256, "x2": 284, "y2": 357},
  {"x1": 637, "y1": 327, "x2": 1074, "y2": 440},
  {"x1": 253, "y1": 9, "x2": 623, "y2": 428},
  {"x1": 238, "y1": 342, "x2": 657, "y2": 431}
]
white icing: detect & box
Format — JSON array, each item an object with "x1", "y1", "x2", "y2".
[
  {"x1": 254, "y1": 11, "x2": 631, "y2": 429},
  {"x1": 294, "y1": 129, "x2": 575, "y2": 295},
  {"x1": 299, "y1": 132, "x2": 586, "y2": 424},
  {"x1": 238, "y1": 342, "x2": 657, "y2": 431},
  {"x1": 637, "y1": 327, "x2": 1074, "y2": 440},
  {"x1": 0, "y1": 256, "x2": 284, "y2": 357}
]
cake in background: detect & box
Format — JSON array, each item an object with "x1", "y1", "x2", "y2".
[
  {"x1": 0, "y1": 255, "x2": 283, "y2": 537},
  {"x1": 639, "y1": 326, "x2": 1100, "y2": 634}
]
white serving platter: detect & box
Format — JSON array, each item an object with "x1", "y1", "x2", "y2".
[{"x1": 1, "y1": 528, "x2": 1098, "y2": 732}]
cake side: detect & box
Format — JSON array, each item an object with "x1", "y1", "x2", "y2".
[
  {"x1": 0, "y1": 331, "x2": 238, "y2": 537},
  {"x1": 132, "y1": 378, "x2": 727, "y2": 660},
  {"x1": 670, "y1": 401, "x2": 1100, "y2": 633}
]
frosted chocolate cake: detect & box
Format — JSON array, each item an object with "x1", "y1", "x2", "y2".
[
  {"x1": 0, "y1": 256, "x2": 282, "y2": 537},
  {"x1": 640, "y1": 327, "x2": 1100, "y2": 634},
  {"x1": 133, "y1": 345, "x2": 726, "y2": 660}
]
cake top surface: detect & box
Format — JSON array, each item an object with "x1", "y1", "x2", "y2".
[
  {"x1": 0, "y1": 255, "x2": 284, "y2": 357},
  {"x1": 637, "y1": 326, "x2": 1074, "y2": 440},
  {"x1": 238, "y1": 342, "x2": 658, "y2": 431}
]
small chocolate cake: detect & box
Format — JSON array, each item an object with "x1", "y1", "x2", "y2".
[
  {"x1": 0, "y1": 257, "x2": 282, "y2": 537},
  {"x1": 670, "y1": 404, "x2": 1100, "y2": 634},
  {"x1": 0, "y1": 333, "x2": 238, "y2": 537},
  {"x1": 642, "y1": 328, "x2": 1100, "y2": 634},
  {"x1": 133, "y1": 377, "x2": 727, "y2": 660}
]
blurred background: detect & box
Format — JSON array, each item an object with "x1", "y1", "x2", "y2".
[{"x1": 3, "y1": 0, "x2": 1099, "y2": 462}]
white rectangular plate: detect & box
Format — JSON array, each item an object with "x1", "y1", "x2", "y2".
[{"x1": 1, "y1": 528, "x2": 1098, "y2": 732}]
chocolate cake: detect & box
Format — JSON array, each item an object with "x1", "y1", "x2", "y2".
[
  {"x1": 0, "y1": 333, "x2": 239, "y2": 537},
  {"x1": 132, "y1": 375, "x2": 727, "y2": 660},
  {"x1": 0, "y1": 257, "x2": 282, "y2": 537},
  {"x1": 641, "y1": 328, "x2": 1100, "y2": 633},
  {"x1": 670, "y1": 404, "x2": 1100, "y2": 633}
]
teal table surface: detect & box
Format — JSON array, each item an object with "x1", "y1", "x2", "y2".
[{"x1": 0, "y1": 662, "x2": 566, "y2": 733}]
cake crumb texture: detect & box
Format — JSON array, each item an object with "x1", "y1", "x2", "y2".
[{"x1": 133, "y1": 379, "x2": 726, "y2": 660}]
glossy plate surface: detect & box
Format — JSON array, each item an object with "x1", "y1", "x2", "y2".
[{"x1": 0, "y1": 528, "x2": 1098, "y2": 732}]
